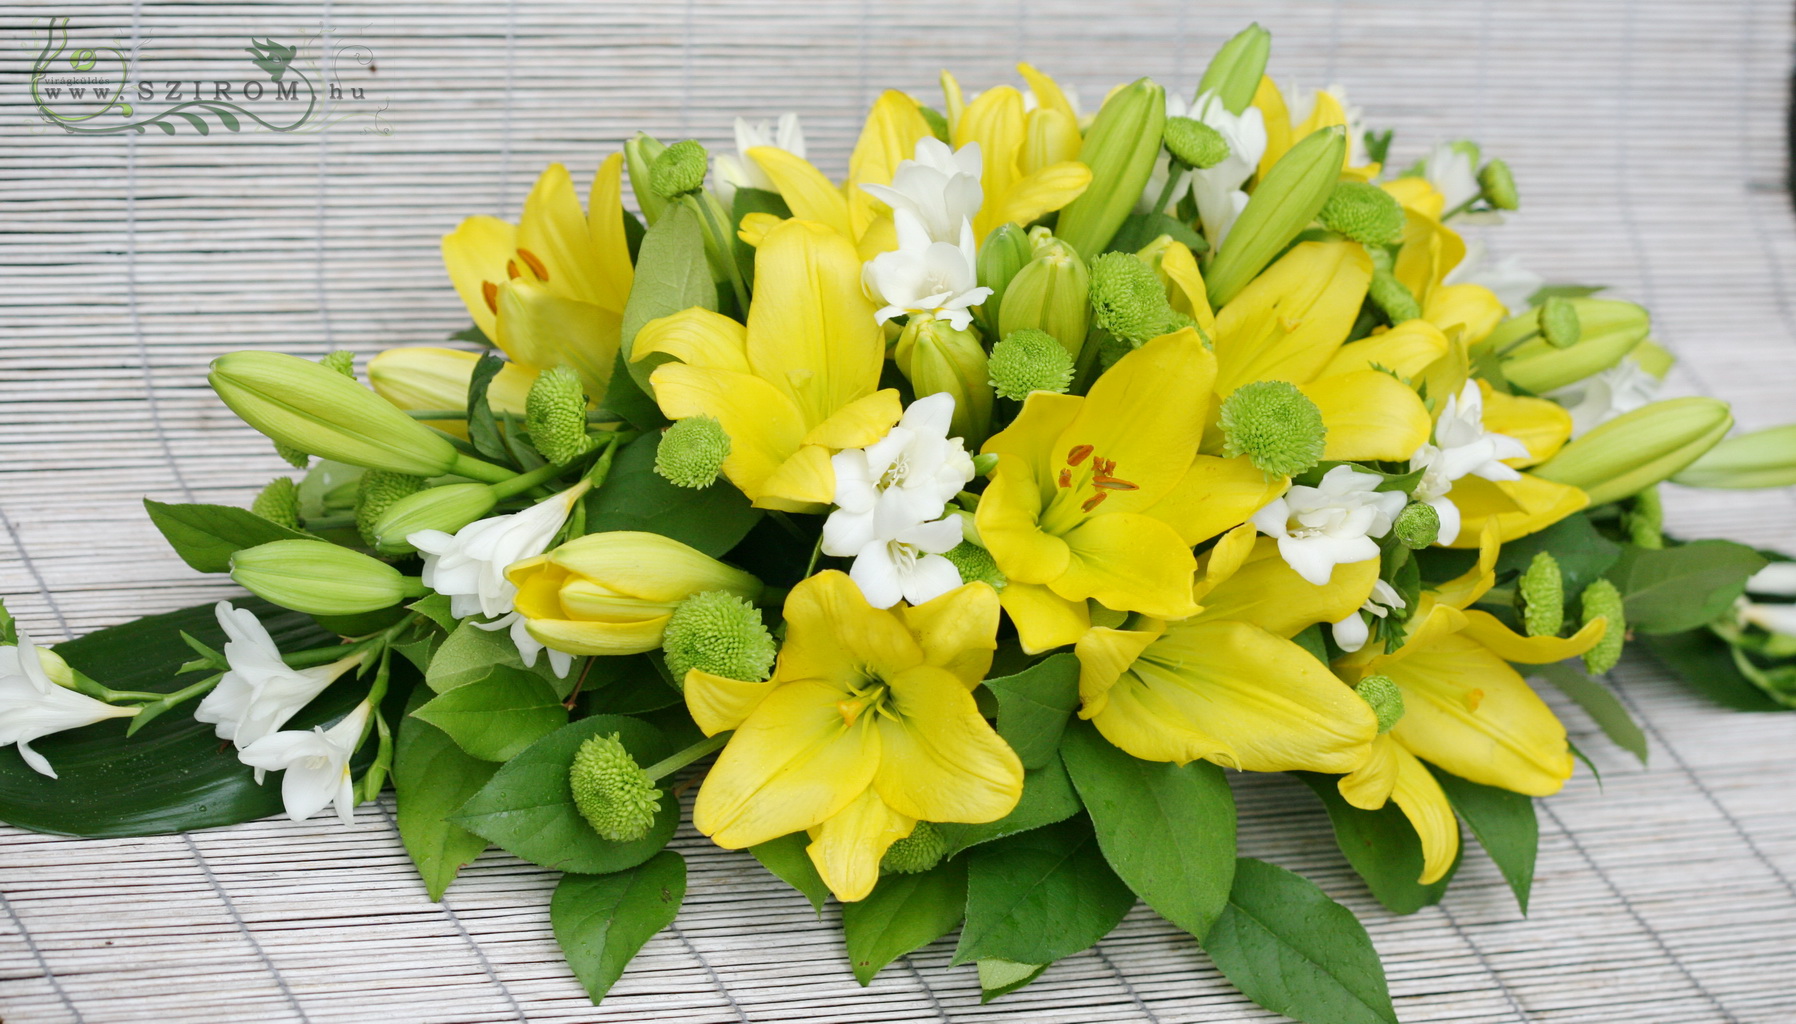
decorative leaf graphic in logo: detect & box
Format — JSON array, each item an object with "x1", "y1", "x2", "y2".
[{"x1": 245, "y1": 38, "x2": 298, "y2": 82}]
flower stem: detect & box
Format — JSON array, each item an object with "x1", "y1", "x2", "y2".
[
  {"x1": 643, "y1": 732, "x2": 730, "y2": 782},
  {"x1": 1150, "y1": 160, "x2": 1189, "y2": 216},
  {"x1": 125, "y1": 672, "x2": 225, "y2": 737},
  {"x1": 490, "y1": 460, "x2": 570, "y2": 500},
  {"x1": 690, "y1": 194, "x2": 751, "y2": 313}
]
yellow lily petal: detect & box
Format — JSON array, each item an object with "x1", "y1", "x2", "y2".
[
  {"x1": 1302, "y1": 370, "x2": 1432, "y2": 462},
  {"x1": 1387, "y1": 741, "x2": 1460, "y2": 884},
  {"x1": 1192, "y1": 523, "x2": 1260, "y2": 602},
  {"x1": 685, "y1": 669, "x2": 777, "y2": 736},
  {"x1": 956, "y1": 86, "x2": 1026, "y2": 240},
  {"x1": 694, "y1": 680, "x2": 881, "y2": 848},
  {"x1": 1383, "y1": 178, "x2": 1446, "y2": 222},
  {"x1": 873, "y1": 665, "x2": 1025, "y2": 824},
  {"x1": 1480, "y1": 383, "x2": 1573, "y2": 467},
  {"x1": 1446, "y1": 474, "x2": 1590, "y2": 548},
  {"x1": 1295, "y1": 89, "x2": 1347, "y2": 144},
  {"x1": 1017, "y1": 62, "x2": 1078, "y2": 123},
  {"x1": 1141, "y1": 455, "x2": 1284, "y2": 546},
  {"x1": 495, "y1": 281, "x2": 620, "y2": 398},
  {"x1": 1339, "y1": 732, "x2": 1400, "y2": 810},
  {"x1": 806, "y1": 788, "x2": 916, "y2": 902},
  {"x1": 1319, "y1": 320, "x2": 1449, "y2": 381},
  {"x1": 521, "y1": 615, "x2": 669, "y2": 656},
  {"x1": 746, "y1": 219, "x2": 884, "y2": 427},
  {"x1": 846, "y1": 91, "x2": 934, "y2": 240},
  {"x1": 1391, "y1": 207, "x2": 1466, "y2": 303},
  {"x1": 737, "y1": 211, "x2": 782, "y2": 248},
  {"x1": 998, "y1": 161, "x2": 1092, "y2": 229},
  {"x1": 441, "y1": 215, "x2": 515, "y2": 341},
  {"x1": 1460, "y1": 609, "x2": 1607, "y2": 665},
  {"x1": 998, "y1": 582, "x2": 1091, "y2": 655},
  {"x1": 1252, "y1": 76, "x2": 1292, "y2": 179},
  {"x1": 1021, "y1": 108, "x2": 1083, "y2": 175},
  {"x1": 1212, "y1": 241, "x2": 1372, "y2": 394},
  {"x1": 1157, "y1": 240, "x2": 1217, "y2": 336},
  {"x1": 1192, "y1": 539, "x2": 1379, "y2": 639},
  {"x1": 756, "y1": 444, "x2": 838, "y2": 510},
  {"x1": 631, "y1": 307, "x2": 751, "y2": 373},
  {"x1": 1074, "y1": 625, "x2": 1164, "y2": 718},
  {"x1": 517, "y1": 163, "x2": 608, "y2": 308},
  {"x1": 776, "y1": 571, "x2": 924, "y2": 692},
  {"x1": 977, "y1": 458, "x2": 1070, "y2": 585},
  {"x1": 1052, "y1": 512, "x2": 1199, "y2": 621},
  {"x1": 1434, "y1": 522, "x2": 1501, "y2": 609},
  {"x1": 800, "y1": 388, "x2": 903, "y2": 449},
  {"x1": 891, "y1": 582, "x2": 1001, "y2": 689},
  {"x1": 648, "y1": 363, "x2": 807, "y2": 500},
  {"x1": 1425, "y1": 284, "x2": 1505, "y2": 349},
  {"x1": 982, "y1": 391, "x2": 1084, "y2": 502},
  {"x1": 585, "y1": 153, "x2": 634, "y2": 312},
  {"x1": 855, "y1": 215, "x2": 900, "y2": 261},
  {"x1": 746, "y1": 148, "x2": 852, "y2": 238}
]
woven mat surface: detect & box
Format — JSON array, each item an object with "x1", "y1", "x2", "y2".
[{"x1": 4, "y1": 1, "x2": 1796, "y2": 1021}]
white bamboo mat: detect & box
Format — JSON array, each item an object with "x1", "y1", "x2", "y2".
[{"x1": 3, "y1": 1, "x2": 1795, "y2": 1021}]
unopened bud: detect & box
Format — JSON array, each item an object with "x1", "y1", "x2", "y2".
[
  {"x1": 230, "y1": 539, "x2": 424, "y2": 616},
  {"x1": 319, "y1": 350, "x2": 357, "y2": 379},
  {"x1": 941, "y1": 540, "x2": 1006, "y2": 591},
  {"x1": 1672, "y1": 423, "x2": 1796, "y2": 490},
  {"x1": 988, "y1": 329, "x2": 1075, "y2": 400},
  {"x1": 354, "y1": 470, "x2": 427, "y2": 547},
  {"x1": 1055, "y1": 78, "x2": 1167, "y2": 258},
  {"x1": 1534, "y1": 397, "x2": 1733, "y2": 505},
  {"x1": 1580, "y1": 579, "x2": 1625, "y2": 674},
  {"x1": 1196, "y1": 23, "x2": 1272, "y2": 115},
  {"x1": 1486, "y1": 298, "x2": 1650, "y2": 394},
  {"x1": 526, "y1": 366, "x2": 596, "y2": 465},
  {"x1": 1354, "y1": 675, "x2": 1405, "y2": 734},
  {"x1": 251, "y1": 477, "x2": 301, "y2": 529},
  {"x1": 1368, "y1": 270, "x2": 1423, "y2": 325},
  {"x1": 370, "y1": 483, "x2": 498, "y2": 554},
  {"x1": 881, "y1": 820, "x2": 949, "y2": 874},
  {"x1": 655, "y1": 416, "x2": 733, "y2": 489},
  {"x1": 1518, "y1": 551, "x2": 1565, "y2": 637},
  {"x1": 569, "y1": 733, "x2": 662, "y2": 842},
  {"x1": 1164, "y1": 116, "x2": 1229, "y2": 169},
  {"x1": 999, "y1": 240, "x2": 1091, "y2": 357},
  {"x1": 661, "y1": 590, "x2": 776, "y2": 686},
  {"x1": 1538, "y1": 297, "x2": 1581, "y2": 349},
  {"x1": 976, "y1": 225, "x2": 1033, "y2": 329},
  {"x1": 1218, "y1": 380, "x2": 1327, "y2": 477},
  {"x1": 1318, "y1": 181, "x2": 1404, "y2": 246},
  {"x1": 625, "y1": 132, "x2": 670, "y2": 225},
  {"x1": 894, "y1": 317, "x2": 992, "y2": 445},
  {"x1": 1393, "y1": 501, "x2": 1440, "y2": 549},
  {"x1": 650, "y1": 139, "x2": 709, "y2": 200},
  {"x1": 1206, "y1": 126, "x2": 1348, "y2": 306},
  {"x1": 1479, "y1": 159, "x2": 1519, "y2": 211}
]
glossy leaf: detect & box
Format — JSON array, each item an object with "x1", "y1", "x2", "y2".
[
  {"x1": 1429, "y1": 767, "x2": 1538, "y2": 914},
  {"x1": 751, "y1": 832, "x2": 831, "y2": 913},
  {"x1": 582, "y1": 433, "x2": 761, "y2": 557},
  {"x1": 953, "y1": 817, "x2": 1135, "y2": 966},
  {"x1": 143, "y1": 499, "x2": 313, "y2": 574},
  {"x1": 619, "y1": 200, "x2": 716, "y2": 395},
  {"x1": 1606, "y1": 540, "x2": 1767, "y2": 634},
  {"x1": 1296, "y1": 773, "x2": 1457, "y2": 915},
  {"x1": 982, "y1": 653, "x2": 1081, "y2": 769},
  {"x1": 936, "y1": 756, "x2": 1081, "y2": 858},
  {"x1": 465, "y1": 350, "x2": 509, "y2": 461},
  {"x1": 394, "y1": 699, "x2": 495, "y2": 900},
  {"x1": 1494, "y1": 513, "x2": 1620, "y2": 601},
  {"x1": 1532, "y1": 661, "x2": 1648, "y2": 763},
  {"x1": 413, "y1": 665, "x2": 568, "y2": 762},
  {"x1": 977, "y1": 959, "x2": 1048, "y2": 1003},
  {"x1": 427, "y1": 620, "x2": 565, "y2": 695},
  {"x1": 842, "y1": 859, "x2": 967, "y2": 985},
  {"x1": 552, "y1": 850, "x2": 686, "y2": 1003}
]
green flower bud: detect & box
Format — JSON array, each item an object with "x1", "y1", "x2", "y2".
[
  {"x1": 894, "y1": 316, "x2": 993, "y2": 445},
  {"x1": 1317, "y1": 181, "x2": 1404, "y2": 246},
  {"x1": 1518, "y1": 551, "x2": 1565, "y2": 637},
  {"x1": 999, "y1": 240, "x2": 1090, "y2": 358},
  {"x1": 273, "y1": 441, "x2": 311, "y2": 469},
  {"x1": 881, "y1": 821, "x2": 948, "y2": 875},
  {"x1": 1055, "y1": 78, "x2": 1167, "y2": 258},
  {"x1": 655, "y1": 416, "x2": 732, "y2": 490},
  {"x1": 1090, "y1": 252, "x2": 1183, "y2": 343},
  {"x1": 369, "y1": 483, "x2": 498, "y2": 555},
  {"x1": 1368, "y1": 269, "x2": 1423, "y2": 324},
  {"x1": 569, "y1": 733, "x2": 662, "y2": 842},
  {"x1": 941, "y1": 541, "x2": 1007, "y2": 591},
  {"x1": 650, "y1": 140, "x2": 708, "y2": 199},
  {"x1": 1479, "y1": 158, "x2": 1519, "y2": 211},
  {"x1": 354, "y1": 470, "x2": 427, "y2": 547},
  {"x1": 319, "y1": 350, "x2": 357, "y2": 379},
  {"x1": 977, "y1": 224, "x2": 1034, "y2": 329},
  {"x1": 1164, "y1": 116, "x2": 1229, "y2": 169},
  {"x1": 230, "y1": 539, "x2": 424, "y2": 616},
  {"x1": 1673, "y1": 424, "x2": 1796, "y2": 489},
  {"x1": 1354, "y1": 675, "x2": 1405, "y2": 734},
  {"x1": 624, "y1": 132, "x2": 670, "y2": 225},
  {"x1": 1393, "y1": 501, "x2": 1441, "y2": 549},
  {"x1": 1538, "y1": 297, "x2": 1581, "y2": 349},
  {"x1": 251, "y1": 477, "x2": 301, "y2": 529},
  {"x1": 526, "y1": 366, "x2": 596, "y2": 466},
  {"x1": 1218, "y1": 380, "x2": 1327, "y2": 477},
  {"x1": 988, "y1": 329, "x2": 1075, "y2": 400},
  {"x1": 211, "y1": 351, "x2": 508, "y2": 482},
  {"x1": 1206, "y1": 126, "x2": 1349, "y2": 307},
  {"x1": 1483, "y1": 299, "x2": 1649, "y2": 394},
  {"x1": 661, "y1": 590, "x2": 776, "y2": 685},
  {"x1": 1534, "y1": 397, "x2": 1733, "y2": 505},
  {"x1": 1580, "y1": 578, "x2": 1625, "y2": 674},
  {"x1": 1624, "y1": 486, "x2": 1665, "y2": 550},
  {"x1": 1197, "y1": 22, "x2": 1272, "y2": 115}
]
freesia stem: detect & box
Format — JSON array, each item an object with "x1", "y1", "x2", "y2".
[
  {"x1": 644, "y1": 733, "x2": 730, "y2": 781},
  {"x1": 490, "y1": 460, "x2": 570, "y2": 500},
  {"x1": 1150, "y1": 160, "x2": 1189, "y2": 216},
  {"x1": 691, "y1": 194, "x2": 752, "y2": 313}
]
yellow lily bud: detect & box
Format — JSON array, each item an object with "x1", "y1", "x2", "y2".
[
  {"x1": 1204, "y1": 126, "x2": 1348, "y2": 307},
  {"x1": 508, "y1": 531, "x2": 763, "y2": 656},
  {"x1": 1672, "y1": 424, "x2": 1796, "y2": 489},
  {"x1": 1055, "y1": 78, "x2": 1167, "y2": 258},
  {"x1": 624, "y1": 132, "x2": 669, "y2": 226},
  {"x1": 230, "y1": 539, "x2": 425, "y2": 616},
  {"x1": 1196, "y1": 22, "x2": 1272, "y2": 114},
  {"x1": 1483, "y1": 298, "x2": 1650, "y2": 394},
  {"x1": 894, "y1": 316, "x2": 994, "y2": 445},
  {"x1": 366, "y1": 347, "x2": 534, "y2": 439},
  {"x1": 369, "y1": 483, "x2": 498, "y2": 555},
  {"x1": 998, "y1": 237, "x2": 1090, "y2": 358},
  {"x1": 1534, "y1": 397, "x2": 1733, "y2": 505},
  {"x1": 211, "y1": 351, "x2": 512, "y2": 483}
]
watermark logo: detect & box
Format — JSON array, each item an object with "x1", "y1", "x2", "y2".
[{"x1": 31, "y1": 16, "x2": 391, "y2": 135}]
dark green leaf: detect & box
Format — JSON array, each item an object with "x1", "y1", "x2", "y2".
[
  {"x1": 982, "y1": 653, "x2": 1080, "y2": 769},
  {"x1": 1204, "y1": 857, "x2": 1398, "y2": 1024},
  {"x1": 450, "y1": 715, "x2": 677, "y2": 873},
  {"x1": 1105, "y1": 211, "x2": 1207, "y2": 255},
  {"x1": 599, "y1": 350, "x2": 668, "y2": 431},
  {"x1": 576, "y1": 654, "x2": 683, "y2": 716},
  {"x1": 413, "y1": 665, "x2": 568, "y2": 762},
  {"x1": 1495, "y1": 513, "x2": 1621, "y2": 600},
  {"x1": 1296, "y1": 773, "x2": 1457, "y2": 915},
  {"x1": 465, "y1": 350, "x2": 509, "y2": 461},
  {"x1": 977, "y1": 959, "x2": 1048, "y2": 1002},
  {"x1": 583, "y1": 433, "x2": 761, "y2": 557},
  {"x1": 842, "y1": 859, "x2": 967, "y2": 985},
  {"x1": 428, "y1": 620, "x2": 565, "y2": 695},
  {"x1": 1606, "y1": 540, "x2": 1767, "y2": 634},
  {"x1": 0, "y1": 599, "x2": 17, "y2": 646},
  {"x1": 619, "y1": 201, "x2": 716, "y2": 395},
  {"x1": 1061, "y1": 722, "x2": 1235, "y2": 937},
  {"x1": 448, "y1": 323, "x2": 493, "y2": 346},
  {"x1": 1427, "y1": 767, "x2": 1537, "y2": 914},
  {"x1": 1642, "y1": 629, "x2": 1786, "y2": 712},
  {"x1": 1291, "y1": 623, "x2": 1329, "y2": 663},
  {"x1": 408, "y1": 593, "x2": 458, "y2": 632},
  {"x1": 1532, "y1": 661, "x2": 1648, "y2": 763},
  {"x1": 143, "y1": 499, "x2": 314, "y2": 573},
  {"x1": 750, "y1": 832, "x2": 830, "y2": 912},
  {"x1": 935, "y1": 755, "x2": 1082, "y2": 858},
  {"x1": 953, "y1": 817, "x2": 1135, "y2": 966},
  {"x1": 552, "y1": 850, "x2": 686, "y2": 1003},
  {"x1": 394, "y1": 697, "x2": 495, "y2": 900}
]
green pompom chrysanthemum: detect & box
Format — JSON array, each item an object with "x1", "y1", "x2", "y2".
[
  {"x1": 569, "y1": 733, "x2": 662, "y2": 842},
  {"x1": 988, "y1": 329, "x2": 1075, "y2": 400},
  {"x1": 526, "y1": 366, "x2": 597, "y2": 465},
  {"x1": 662, "y1": 590, "x2": 776, "y2": 685},
  {"x1": 1368, "y1": 270, "x2": 1422, "y2": 324},
  {"x1": 1317, "y1": 181, "x2": 1404, "y2": 246},
  {"x1": 1089, "y1": 252, "x2": 1184, "y2": 343},
  {"x1": 251, "y1": 477, "x2": 301, "y2": 530},
  {"x1": 654, "y1": 416, "x2": 733, "y2": 489},
  {"x1": 1518, "y1": 551, "x2": 1565, "y2": 638},
  {"x1": 650, "y1": 140, "x2": 709, "y2": 199},
  {"x1": 1354, "y1": 675, "x2": 1406, "y2": 734},
  {"x1": 941, "y1": 541, "x2": 1007, "y2": 591},
  {"x1": 1218, "y1": 380, "x2": 1328, "y2": 477},
  {"x1": 354, "y1": 470, "x2": 426, "y2": 547},
  {"x1": 1580, "y1": 578, "x2": 1626, "y2": 674},
  {"x1": 881, "y1": 821, "x2": 948, "y2": 875},
  {"x1": 1163, "y1": 116, "x2": 1229, "y2": 169},
  {"x1": 1393, "y1": 501, "x2": 1441, "y2": 550}
]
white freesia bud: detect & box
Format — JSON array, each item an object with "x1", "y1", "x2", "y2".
[
  {"x1": 715, "y1": 113, "x2": 806, "y2": 206},
  {"x1": 237, "y1": 701, "x2": 370, "y2": 827},
  {"x1": 1252, "y1": 465, "x2": 1407, "y2": 586},
  {"x1": 0, "y1": 634, "x2": 139, "y2": 778},
  {"x1": 1331, "y1": 580, "x2": 1407, "y2": 654},
  {"x1": 194, "y1": 602, "x2": 365, "y2": 770}
]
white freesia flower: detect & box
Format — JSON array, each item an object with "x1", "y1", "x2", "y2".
[
  {"x1": 824, "y1": 392, "x2": 974, "y2": 555},
  {"x1": 848, "y1": 517, "x2": 966, "y2": 610},
  {"x1": 862, "y1": 212, "x2": 992, "y2": 330},
  {"x1": 238, "y1": 701, "x2": 370, "y2": 827},
  {"x1": 1421, "y1": 142, "x2": 1482, "y2": 214},
  {"x1": 0, "y1": 633, "x2": 138, "y2": 778},
  {"x1": 714, "y1": 113, "x2": 806, "y2": 207},
  {"x1": 1407, "y1": 381, "x2": 1532, "y2": 545},
  {"x1": 1740, "y1": 600, "x2": 1796, "y2": 636},
  {"x1": 860, "y1": 138, "x2": 983, "y2": 243},
  {"x1": 195, "y1": 602, "x2": 364, "y2": 766},
  {"x1": 1252, "y1": 465, "x2": 1407, "y2": 586},
  {"x1": 1183, "y1": 92, "x2": 1267, "y2": 248},
  {"x1": 1331, "y1": 579, "x2": 1407, "y2": 654},
  {"x1": 1747, "y1": 562, "x2": 1796, "y2": 598},
  {"x1": 1445, "y1": 241, "x2": 1543, "y2": 315},
  {"x1": 411, "y1": 484, "x2": 585, "y2": 678},
  {"x1": 1545, "y1": 359, "x2": 1661, "y2": 438}
]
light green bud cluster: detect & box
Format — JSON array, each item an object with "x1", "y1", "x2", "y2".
[
  {"x1": 942, "y1": 541, "x2": 1007, "y2": 591},
  {"x1": 894, "y1": 316, "x2": 993, "y2": 445},
  {"x1": 274, "y1": 353, "x2": 353, "y2": 467},
  {"x1": 661, "y1": 590, "x2": 777, "y2": 685},
  {"x1": 654, "y1": 416, "x2": 733, "y2": 489},
  {"x1": 1218, "y1": 380, "x2": 1328, "y2": 477},
  {"x1": 230, "y1": 539, "x2": 423, "y2": 616},
  {"x1": 650, "y1": 139, "x2": 709, "y2": 199},
  {"x1": 526, "y1": 366, "x2": 596, "y2": 465},
  {"x1": 1197, "y1": 23, "x2": 1272, "y2": 115},
  {"x1": 1481, "y1": 298, "x2": 1650, "y2": 394},
  {"x1": 251, "y1": 477, "x2": 301, "y2": 529},
  {"x1": 1534, "y1": 397, "x2": 1732, "y2": 505},
  {"x1": 1538, "y1": 297, "x2": 1582, "y2": 349},
  {"x1": 1354, "y1": 675, "x2": 1406, "y2": 734},
  {"x1": 1163, "y1": 116, "x2": 1229, "y2": 169},
  {"x1": 1393, "y1": 501, "x2": 1440, "y2": 549},
  {"x1": 880, "y1": 821, "x2": 948, "y2": 874},
  {"x1": 569, "y1": 733, "x2": 662, "y2": 842},
  {"x1": 354, "y1": 470, "x2": 427, "y2": 547},
  {"x1": 1318, "y1": 181, "x2": 1404, "y2": 246},
  {"x1": 1580, "y1": 579, "x2": 1626, "y2": 674},
  {"x1": 988, "y1": 329, "x2": 1075, "y2": 400},
  {"x1": 1089, "y1": 252, "x2": 1189, "y2": 343},
  {"x1": 1368, "y1": 270, "x2": 1422, "y2": 324},
  {"x1": 319, "y1": 350, "x2": 357, "y2": 379},
  {"x1": 1518, "y1": 551, "x2": 1565, "y2": 638},
  {"x1": 1479, "y1": 159, "x2": 1519, "y2": 211}
]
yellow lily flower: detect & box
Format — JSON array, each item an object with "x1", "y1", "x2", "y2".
[
  {"x1": 688, "y1": 571, "x2": 1023, "y2": 902},
  {"x1": 977, "y1": 329, "x2": 1281, "y2": 653},
  {"x1": 940, "y1": 65, "x2": 1093, "y2": 242},
  {"x1": 1252, "y1": 77, "x2": 1381, "y2": 181},
  {"x1": 1074, "y1": 524, "x2": 1379, "y2": 771},
  {"x1": 366, "y1": 347, "x2": 534, "y2": 439},
  {"x1": 1435, "y1": 381, "x2": 1587, "y2": 549},
  {"x1": 441, "y1": 159, "x2": 635, "y2": 398},
  {"x1": 1333, "y1": 526, "x2": 1610, "y2": 882},
  {"x1": 1382, "y1": 179, "x2": 1506, "y2": 349},
  {"x1": 631, "y1": 218, "x2": 901, "y2": 511}
]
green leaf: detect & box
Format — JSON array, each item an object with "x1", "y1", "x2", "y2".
[
  {"x1": 1606, "y1": 540, "x2": 1767, "y2": 634},
  {"x1": 394, "y1": 698, "x2": 495, "y2": 900},
  {"x1": 1203, "y1": 857, "x2": 1398, "y2": 1024},
  {"x1": 982, "y1": 653, "x2": 1080, "y2": 769},
  {"x1": 1291, "y1": 623, "x2": 1329, "y2": 663},
  {"x1": 1642, "y1": 628, "x2": 1786, "y2": 712},
  {"x1": 448, "y1": 323, "x2": 493, "y2": 347},
  {"x1": 576, "y1": 654, "x2": 683, "y2": 716},
  {"x1": 1527, "y1": 283, "x2": 1606, "y2": 305},
  {"x1": 1296, "y1": 773, "x2": 1457, "y2": 915},
  {"x1": 1428, "y1": 767, "x2": 1538, "y2": 914},
  {"x1": 977, "y1": 959, "x2": 1048, "y2": 1002},
  {"x1": 750, "y1": 832, "x2": 830, "y2": 912},
  {"x1": 1060, "y1": 722, "x2": 1235, "y2": 937},
  {"x1": 408, "y1": 593, "x2": 457, "y2": 632},
  {"x1": 1495, "y1": 513, "x2": 1620, "y2": 600},
  {"x1": 842, "y1": 859, "x2": 967, "y2": 985},
  {"x1": 427, "y1": 620, "x2": 565, "y2": 695},
  {"x1": 143, "y1": 498, "x2": 314, "y2": 573},
  {"x1": 935, "y1": 755, "x2": 1082, "y2": 858},
  {"x1": 552, "y1": 850, "x2": 686, "y2": 1003},
  {"x1": 583, "y1": 433, "x2": 761, "y2": 557},
  {"x1": 1532, "y1": 661, "x2": 1648, "y2": 763},
  {"x1": 0, "y1": 599, "x2": 373, "y2": 837},
  {"x1": 465, "y1": 350, "x2": 509, "y2": 461},
  {"x1": 619, "y1": 200, "x2": 716, "y2": 395},
  {"x1": 599, "y1": 350, "x2": 668, "y2": 431},
  {"x1": 953, "y1": 817, "x2": 1136, "y2": 966},
  {"x1": 0, "y1": 599, "x2": 17, "y2": 646},
  {"x1": 1105, "y1": 211, "x2": 1208, "y2": 256},
  {"x1": 450, "y1": 715, "x2": 677, "y2": 873},
  {"x1": 413, "y1": 665, "x2": 568, "y2": 762},
  {"x1": 731, "y1": 187, "x2": 790, "y2": 289}
]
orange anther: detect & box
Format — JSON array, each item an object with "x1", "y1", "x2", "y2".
[
  {"x1": 517, "y1": 247, "x2": 549, "y2": 280},
  {"x1": 1091, "y1": 475, "x2": 1140, "y2": 491},
  {"x1": 506, "y1": 258, "x2": 521, "y2": 280},
  {"x1": 1066, "y1": 444, "x2": 1093, "y2": 466},
  {"x1": 481, "y1": 280, "x2": 500, "y2": 314},
  {"x1": 1058, "y1": 468, "x2": 1072, "y2": 488},
  {"x1": 1081, "y1": 491, "x2": 1108, "y2": 512}
]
